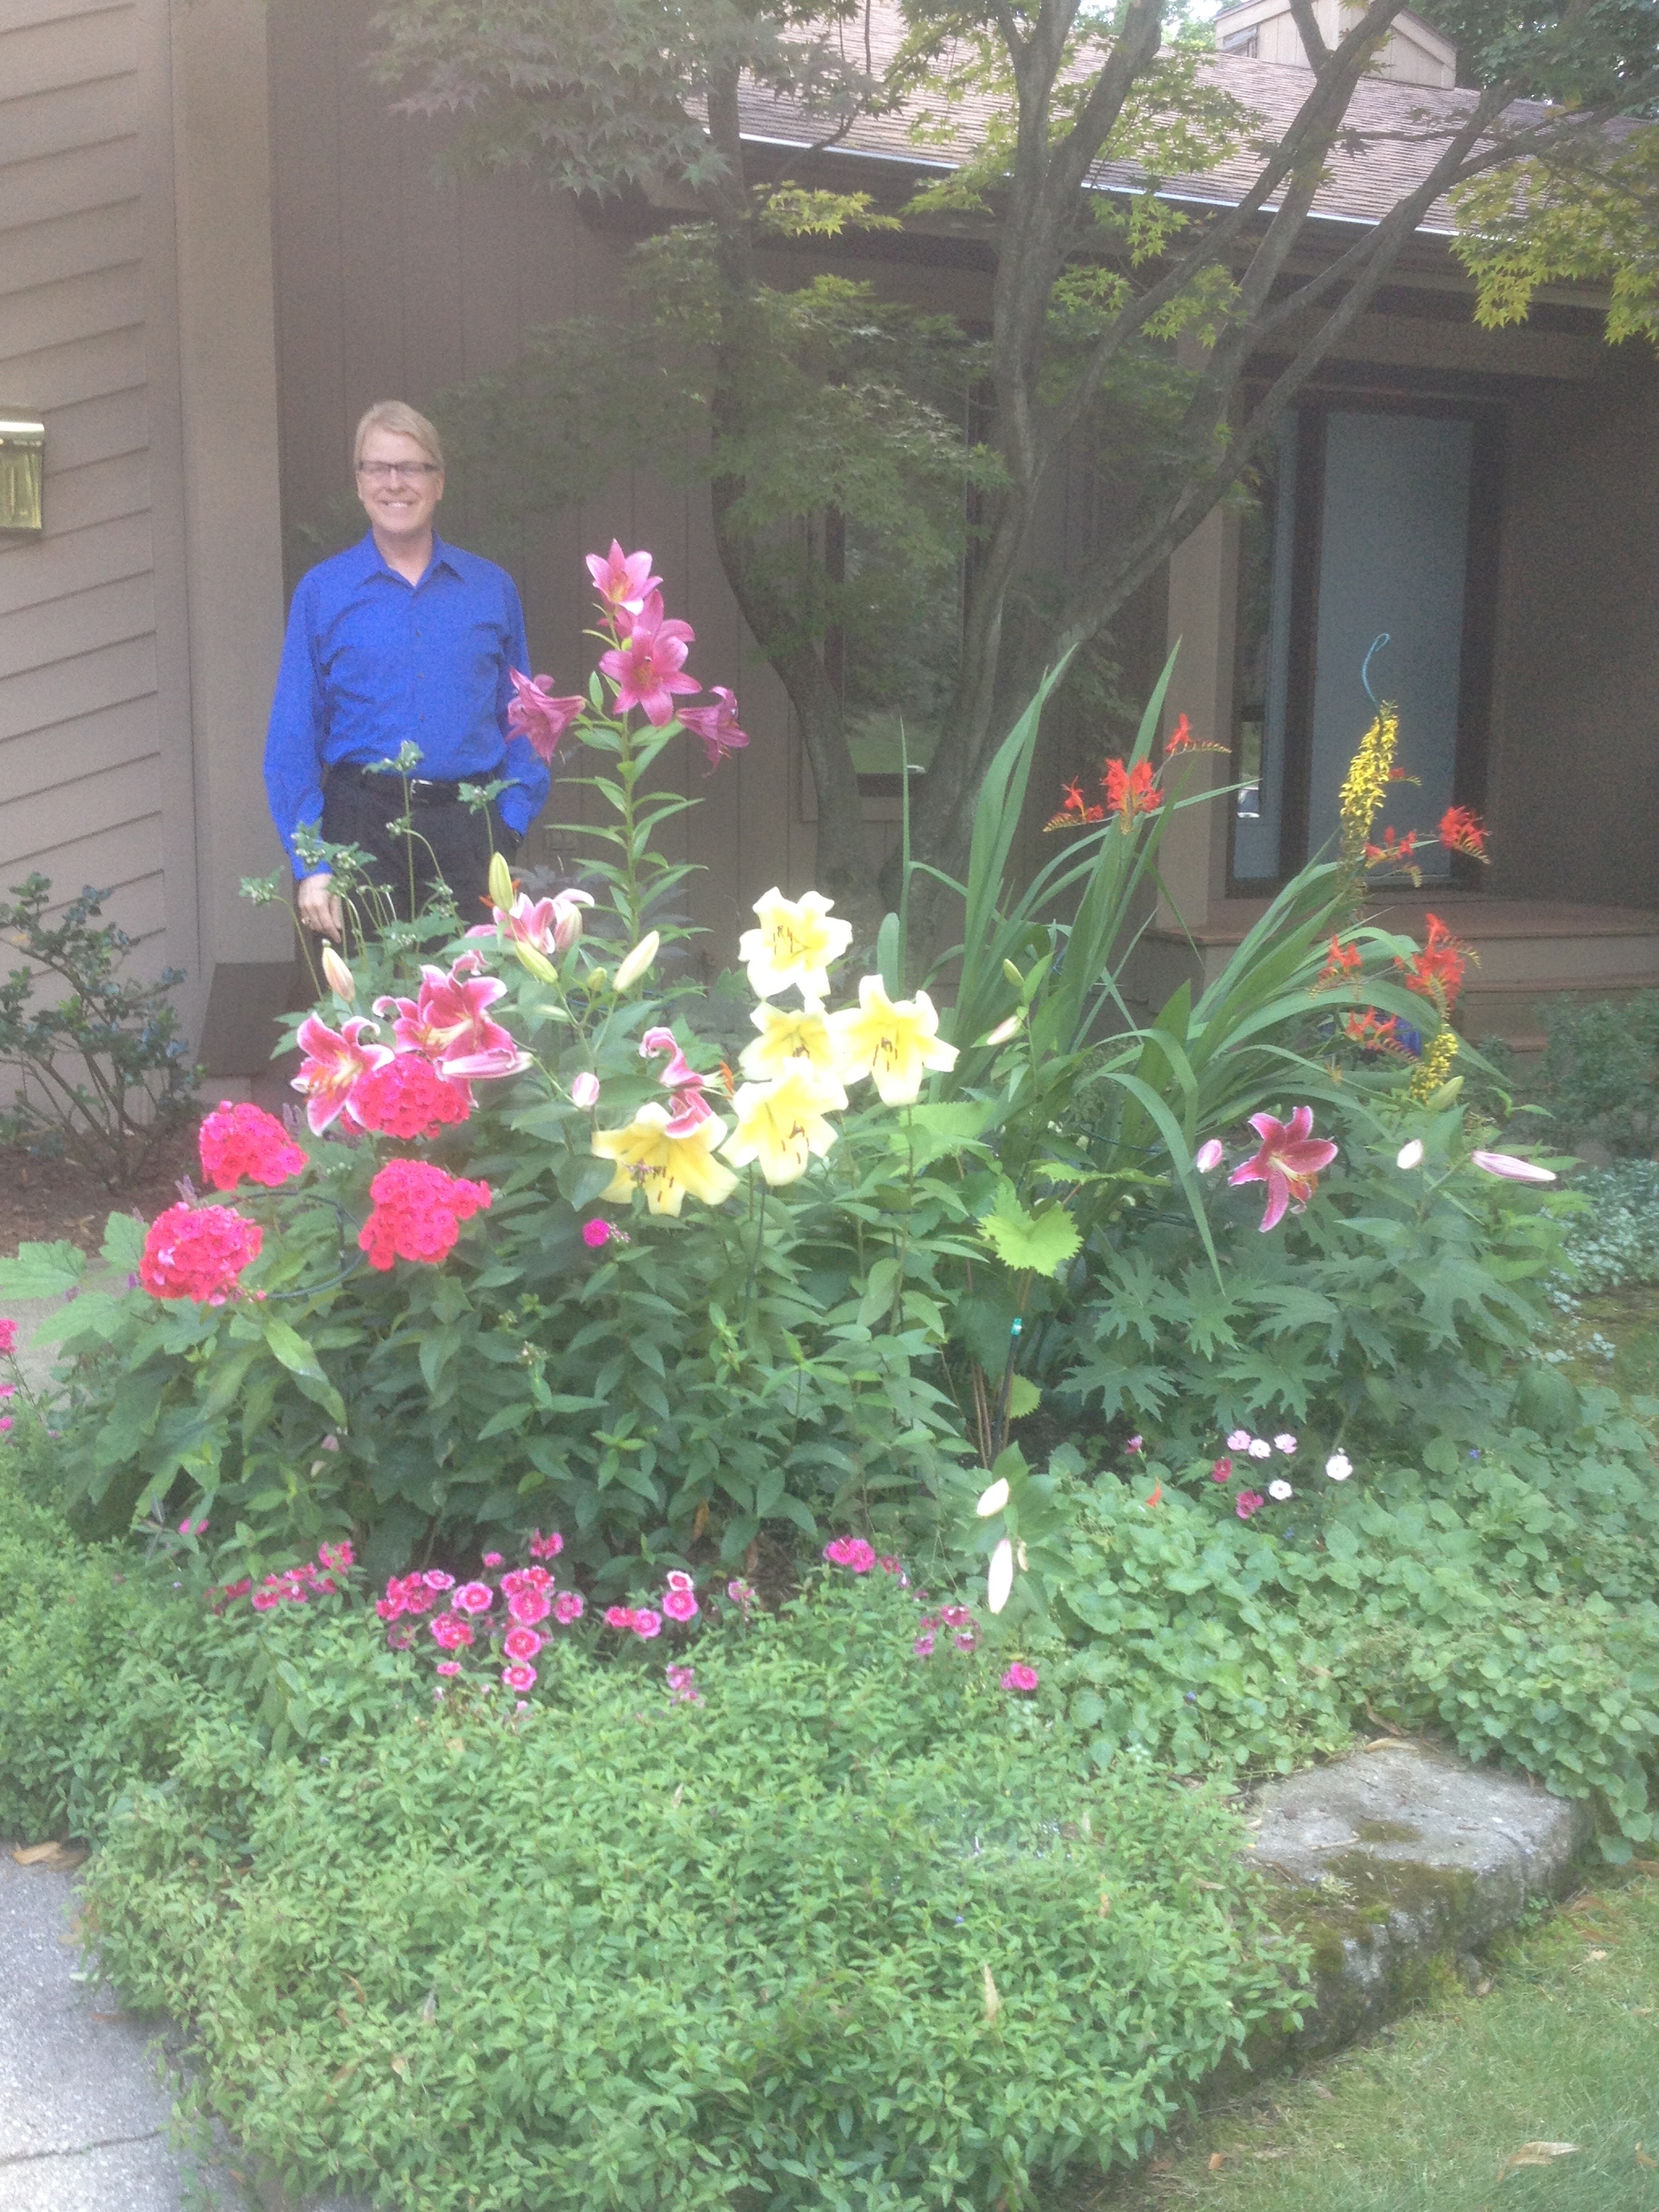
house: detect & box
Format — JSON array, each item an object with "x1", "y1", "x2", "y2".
[{"x1": 4, "y1": 0, "x2": 1656, "y2": 1080}]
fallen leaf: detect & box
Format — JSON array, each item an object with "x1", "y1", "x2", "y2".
[
  {"x1": 1208, "y1": 2152, "x2": 1227, "y2": 2173},
  {"x1": 1631, "y1": 1859, "x2": 1659, "y2": 1877},
  {"x1": 390, "y1": 2053, "x2": 410, "y2": 2080},
  {"x1": 90, "y1": 2010, "x2": 136, "y2": 2024},
  {"x1": 1476, "y1": 1978, "x2": 1493, "y2": 1996},
  {"x1": 1633, "y1": 2006, "x2": 1654, "y2": 2018},
  {"x1": 421, "y1": 1990, "x2": 437, "y2": 2024},
  {"x1": 982, "y1": 1964, "x2": 1001, "y2": 2024},
  {"x1": 1364, "y1": 1704, "x2": 1403, "y2": 1734},
  {"x1": 328, "y1": 2060, "x2": 359, "y2": 2089},
  {"x1": 1587, "y1": 1948, "x2": 1610, "y2": 1961},
  {"x1": 1309, "y1": 2083, "x2": 1336, "y2": 2102},
  {"x1": 1637, "y1": 2144, "x2": 1657, "y2": 2171},
  {"x1": 691, "y1": 1500, "x2": 710, "y2": 1540},
  {"x1": 1363, "y1": 1736, "x2": 1401, "y2": 1752},
  {"x1": 12, "y1": 1841, "x2": 87, "y2": 1870},
  {"x1": 1496, "y1": 2142, "x2": 1578, "y2": 2182}
]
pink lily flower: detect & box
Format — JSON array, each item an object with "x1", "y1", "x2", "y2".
[
  {"x1": 598, "y1": 590, "x2": 699, "y2": 725},
  {"x1": 1228, "y1": 1105, "x2": 1339, "y2": 1232},
  {"x1": 586, "y1": 541, "x2": 663, "y2": 624},
  {"x1": 641, "y1": 1026, "x2": 714, "y2": 1136},
  {"x1": 373, "y1": 958, "x2": 530, "y2": 1080},
  {"x1": 505, "y1": 670, "x2": 586, "y2": 764},
  {"x1": 292, "y1": 1014, "x2": 392, "y2": 1134},
  {"x1": 677, "y1": 687, "x2": 750, "y2": 772},
  {"x1": 466, "y1": 888, "x2": 593, "y2": 956},
  {"x1": 1471, "y1": 1149, "x2": 1557, "y2": 1184}
]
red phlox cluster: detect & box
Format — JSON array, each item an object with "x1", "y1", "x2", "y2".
[
  {"x1": 358, "y1": 1158, "x2": 491, "y2": 1271},
  {"x1": 347, "y1": 1052, "x2": 473, "y2": 1140},
  {"x1": 139, "y1": 1203, "x2": 262, "y2": 1305},
  {"x1": 198, "y1": 1100, "x2": 306, "y2": 1191}
]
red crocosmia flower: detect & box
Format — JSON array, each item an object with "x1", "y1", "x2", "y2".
[
  {"x1": 373, "y1": 956, "x2": 530, "y2": 1081},
  {"x1": 139, "y1": 1203, "x2": 262, "y2": 1304},
  {"x1": 347, "y1": 1052, "x2": 472, "y2": 1141},
  {"x1": 1043, "y1": 779, "x2": 1107, "y2": 833},
  {"x1": 357, "y1": 1158, "x2": 491, "y2": 1271},
  {"x1": 677, "y1": 687, "x2": 750, "y2": 771},
  {"x1": 199, "y1": 1100, "x2": 306, "y2": 1191},
  {"x1": 1397, "y1": 912, "x2": 1469, "y2": 1015},
  {"x1": 1104, "y1": 758, "x2": 1162, "y2": 821},
  {"x1": 505, "y1": 670, "x2": 586, "y2": 764},
  {"x1": 586, "y1": 541, "x2": 663, "y2": 623},
  {"x1": 1315, "y1": 937, "x2": 1364, "y2": 989},
  {"x1": 1439, "y1": 804, "x2": 1489, "y2": 859},
  {"x1": 293, "y1": 1014, "x2": 392, "y2": 1134},
  {"x1": 1364, "y1": 826, "x2": 1418, "y2": 867},
  {"x1": 1228, "y1": 1106, "x2": 1340, "y2": 1233},
  {"x1": 1343, "y1": 1008, "x2": 1404, "y2": 1053},
  {"x1": 1164, "y1": 714, "x2": 1193, "y2": 753},
  {"x1": 598, "y1": 590, "x2": 700, "y2": 726}
]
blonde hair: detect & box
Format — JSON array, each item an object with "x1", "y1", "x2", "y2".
[{"x1": 352, "y1": 401, "x2": 445, "y2": 472}]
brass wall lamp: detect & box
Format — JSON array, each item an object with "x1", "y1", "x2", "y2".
[{"x1": 0, "y1": 413, "x2": 45, "y2": 535}]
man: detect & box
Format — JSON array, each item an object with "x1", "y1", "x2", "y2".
[{"x1": 264, "y1": 401, "x2": 549, "y2": 941}]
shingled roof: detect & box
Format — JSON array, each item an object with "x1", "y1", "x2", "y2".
[{"x1": 735, "y1": 16, "x2": 1562, "y2": 237}]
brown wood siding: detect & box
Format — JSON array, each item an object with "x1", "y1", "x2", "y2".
[{"x1": 0, "y1": 0, "x2": 163, "y2": 946}]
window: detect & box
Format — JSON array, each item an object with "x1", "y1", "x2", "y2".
[{"x1": 1229, "y1": 398, "x2": 1500, "y2": 888}]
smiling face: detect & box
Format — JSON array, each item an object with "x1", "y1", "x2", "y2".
[{"x1": 355, "y1": 425, "x2": 444, "y2": 555}]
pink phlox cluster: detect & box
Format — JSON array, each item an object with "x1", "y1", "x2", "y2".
[
  {"x1": 292, "y1": 1015, "x2": 392, "y2": 1134},
  {"x1": 581, "y1": 1218, "x2": 615, "y2": 1249},
  {"x1": 198, "y1": 1099, "x2": 306, "y2": 1191},
  {"x1": 358, "y1": 1158, "x2": 491, "y2": 1271},
  {"x1": 598, "y1": 591, "x2": 699, "y2": 726},
  {"x1": 348, "y1": 1053, "x2": 473, "y2": 1140},
  {"x1": 676, "y1": 687, "x2": 749, "y2": 773},
  {"x1": 505, "y1": 670, "x2": 587, "y2": 764},
  {"x1": 140, "y1": 1204, "x2": 262, "y2": 1305},
  {"x1": 823, "y1": 1535, "x2": 876, "y2": 1574}
]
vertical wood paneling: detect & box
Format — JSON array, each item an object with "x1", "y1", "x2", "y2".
[{"x1": 0, "y1": 0, "x2": 163, "y2": 946}]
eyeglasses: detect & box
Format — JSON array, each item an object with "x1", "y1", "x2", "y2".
[{"x1": 356, "y1": 460, "x2": 442, "y2": 480}]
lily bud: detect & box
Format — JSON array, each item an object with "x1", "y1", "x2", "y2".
[
  {"x1": 976, "y1": 1476, "x2": 1010, "y2": 1518},
  {"x1": 1002, "y1": 960, "x2": 1025, "y2": 989},
  {"x1": 980, "y1": 1015, "x2": 1023, "y2": 1047},
  {"x1": 1396, "y1": 1139, "x2": 1425, "y2": 1170},
  {"x1": 987, "y1": 1536, "x2": 1015, "y2": 1615},
  {"x1": 552, "y1": 890, "x2": 592, "y2": 954},
  {"x1": 321, "y1": 945, "x2": 355, "y2": 1003},
  {"x1": 488, "y1": 851, "x2": 516, "y2": 914},
  {"x1": 1194, "y1": 1139, "x2": 1224, "y2": 1174},
  {"x1": 513, "y1": 939, "x2": 560, "y2": 985},
  {"x1": 613, "y1": 930, "x2": 660, "y2": 993},
  {"x1": 571, "y1": 1071, "x2": 600, "y2": 1109}
]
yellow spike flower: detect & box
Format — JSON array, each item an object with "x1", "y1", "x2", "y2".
[
  {"x1": 738, "y1": 1000, "x2": 845, "y2": 1092},
  {"x1": 737, "y1": 888, "x2": 853, "y2": 1002},
  {"x1": 1407, "y1": 1025, "x2": 1460, "y2": 1104},
  {"x1": 590, "y1": 1101, "x2": 739, "y2": 1216},
  {"x1": 720, "y1": 1068, "x2": 843, "y2": 1186},
  {"x1": 1338, "y1": 703, "x2": 1399, "y2": 859},
  {"x1": 829, "y1": 975, "x2": 959, "y2": 1106}
]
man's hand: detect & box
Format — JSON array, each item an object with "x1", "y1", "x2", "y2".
[{"x1": 297, "y1": 872, "x2": 344, "y2": 943}]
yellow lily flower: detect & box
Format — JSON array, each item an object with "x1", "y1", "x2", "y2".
[
  {"x1": 720, "y1": 1069, "x2": 843, "y2": 1186},
  {"x1": 738, "y1": 1000, "x2": 845, "y2": 1093},
  {"x1": 829, "y1": 975, "x2": 959, "y2": 1105},
  {"x1": 737, "y1": 888, "x2": 853, "y2": 1002},
  {"x1": 591, "y1": 1101, "x2": 739, "y2": 1216}
]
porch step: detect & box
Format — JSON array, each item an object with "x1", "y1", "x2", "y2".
[{"x1": 1460, "y1": 972, "x2": 1659, "y2": 1052}]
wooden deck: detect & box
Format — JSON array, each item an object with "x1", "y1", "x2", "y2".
[{"x1": 1140, "y1": 894, "x2": 1659, "y2": 1050}]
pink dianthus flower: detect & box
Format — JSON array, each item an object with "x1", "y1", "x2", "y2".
[
  {"x1": 502, "y1": 1662, "x2": 537, "y2": 1692},
  {"x1": 823, "y1": 1535, "x2": 876, "y2": 1574},
  {"x1": 0, "y1": 1319, "x2": 16, "y2": 1356},
  {"x1": 604, "y1": 1605, "x2": 636, "y2": 1632},
  {"x1": 504, "y1": 1624, "x2": 544, "y2": 1661},
  {"x1": 529, "y1": 1529, "x2": 563, "y2": 1559},
  {"x1": 553, "y1": 1591, "x2": 585, "y2": 1624},
  {"x1": 1001, "y1": 1662, "x2": 1040, "y2": 1693},
  {"x1": 661, "y1": 1586, "x2": 699, "y2": 1623},
  {"x1": 631, "y1": 1608, "x2": 663, "y2": 1640},
  {"x1": 451, "y1": 1581, "x2": 493, "y2": 1614},
  {"x1": 431, "y1": 1616, "x2": 474, "y2": 1650},
  {"x1": 508, "y1": 1589, "x2": 552, "y2": 1626}
]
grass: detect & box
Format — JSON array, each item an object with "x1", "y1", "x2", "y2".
[{"x1": 1084, "y1": 1864, "x2": 1659, "y2": 2212}]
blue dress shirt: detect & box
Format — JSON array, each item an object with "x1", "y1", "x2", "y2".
[{"x1": 264, "y1": 532, "x2": 550, "y2": 877}]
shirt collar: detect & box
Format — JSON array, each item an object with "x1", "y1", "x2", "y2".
[{"x1": 352, "y1": 530, "x2": 462, "y2": 587}]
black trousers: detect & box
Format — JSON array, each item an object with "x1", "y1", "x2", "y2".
[{"x1": 319, "y1": 770, "x2": 517, "y2": 930}]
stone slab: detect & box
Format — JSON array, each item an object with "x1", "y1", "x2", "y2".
[{"x1": 1244, "y1": 1740, "x2": 1592, "y2": 2053}]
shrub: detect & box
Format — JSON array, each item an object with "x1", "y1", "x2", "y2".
[
  {"x1": 0, "y1": 874, "x2": 199, "y2": 1186},
  {"x1": 1534, "y1": 991, "x2": 1659, "y2": 1158},
  {"x1": 0, "y1": 1535, "x2": 1299, "y2": 2212}
]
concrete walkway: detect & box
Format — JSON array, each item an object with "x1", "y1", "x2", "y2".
[{"x1": 0, "y1": 1850, "x2": 194, "y2": 2211}]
